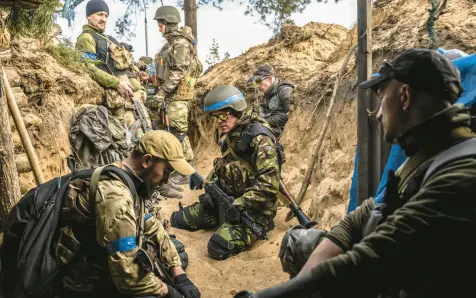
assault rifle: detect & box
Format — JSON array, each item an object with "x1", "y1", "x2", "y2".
[
  {"x1": 279, "y1": 180, "x2": 316, "y2": 228},
  {"x1": 133, "y1": 99, "x2": 152, "y2": 133},
  {"x1": 136, "y1": 245, "x2": 175, "y2": 286},
  {"x1": 205, "y1": 182, "x2": 268, "y2": 240}
]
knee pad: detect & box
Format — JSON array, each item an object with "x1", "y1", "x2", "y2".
[
  {"x1": 278, "y1": 225, "x2": 327, "y2": 278},
  {"x1": 207, "y1": 233, "x2": 236, "y2": 260},
  {"x1": 170, "y1": 202, "x2": 218, "y2": 231}
]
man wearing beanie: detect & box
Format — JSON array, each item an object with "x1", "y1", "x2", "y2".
[
  {"x1": 145, "y1": 6, "x2": 203, "y2": 199},
  {"x1": 76, "y1": 0, "x2": 150, "y2": 146}
]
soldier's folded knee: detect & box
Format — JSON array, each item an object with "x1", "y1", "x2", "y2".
[
  {"x1": 170, "y1": 203, "x2": 201, "y2": 231},
  {"x1": 207, "y1": 233, "x2": 236, "y2": 260}
]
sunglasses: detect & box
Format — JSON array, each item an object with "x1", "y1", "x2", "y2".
[{"x1": 211, "y1": 112, "x2": 229, "y2": 122}]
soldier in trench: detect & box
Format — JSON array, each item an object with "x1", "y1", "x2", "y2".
[{"x1": 235, "y1": 48, "x2": 476, "y2": 298}]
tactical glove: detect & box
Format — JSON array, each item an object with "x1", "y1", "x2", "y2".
[
  {"x1": 164, "y1": 284, "x2": 183, "y2": 298},
  {"x1": 189, "y1": 172, "x2": 204, "y2": 190},
  {"x1": 174, "y1": 274, "x2": 201, "y2": 298},
  {"x1": 225, "y1": 206, "x2": 241, "y2": 225},
  {"x1": 198, "y1": 193, "x2": 215, "y2": 209}
]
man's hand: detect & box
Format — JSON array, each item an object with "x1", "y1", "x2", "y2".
[
  {"x1": 225, "y1": 206, "x2": 241, "y2": 225},
  {"x1": 117, "y1": 80, "x2": 134, "y2": 97},
  {"x1": 189, "y1": 172, "x2": 204, "y2": 190},
  {"x1": 138, "y1": 70, "x2": 150, "y2": 82},
  {"x1": 174, "y1": 274, "x2": 201, "y2": 298}
]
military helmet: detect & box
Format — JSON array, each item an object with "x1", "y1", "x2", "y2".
[
  {"x1": 139, "y1": 56, "x2": 153, "y2": 65},
  {"x1": 154, "y1": 6, "x2": 180, "y2": 24},
  {"x1": 204, "y1": 85, "x2": 247, "y2": 113}
]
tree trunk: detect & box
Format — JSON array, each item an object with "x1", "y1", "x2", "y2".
[
  {"x1": 0, "y1": 85, "x2": 21, "y2": 222},
  {"x1": 184, "y1": 0, "x2": 198, "y2": 50}
]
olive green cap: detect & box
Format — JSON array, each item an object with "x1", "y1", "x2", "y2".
[
  {"x1": 154, "y1": 6, "x2": 180, "y2": 24},
  {"x1": 135, "y1": 130, "x2": 195, "y2": 175},
  {"x1": 204, "y1": 85, "x2": 247, "y2": 113}
]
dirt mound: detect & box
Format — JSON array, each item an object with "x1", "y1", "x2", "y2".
[{"x1": 6, "y1": 38, "x2": 102, "y2": 192}]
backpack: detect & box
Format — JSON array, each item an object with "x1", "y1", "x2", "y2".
[{"x1": 1, "y1": 166, "x2": 136, "y2": 298}]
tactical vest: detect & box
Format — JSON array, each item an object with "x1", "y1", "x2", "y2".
[
  {"x1": 155, "y1": 36, "x2": 202, "y2": 100},
  {"x1": 221, "y1": 121, "x2": 284, "y2": 170},
  {"x1": 263, "y1": 83, "x2": 293, "y2": 113},
  {"x1": 89, "y1": 32, "x2": 135, "y2": 78}
]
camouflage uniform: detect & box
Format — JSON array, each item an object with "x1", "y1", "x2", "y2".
[
  {"x1": 76, "y1": 24, "x2": 150, "y2": 144},
  {"x1": 171, "y1": 111, "x2": 280, "y2": 259},
  {"x1": 146, "y1": 25, "x2": 201, "y2": 163},
  {"x1": 58, "y1": 161, "x2": 181, "y2": 297}
]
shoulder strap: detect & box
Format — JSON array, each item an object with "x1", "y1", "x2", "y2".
[
  {"x1": 89, "y1": 165, "x2": 138, "y2": 201},
  {"x1": 422, "y1": 138, "x2": 476, "y2": 184}
]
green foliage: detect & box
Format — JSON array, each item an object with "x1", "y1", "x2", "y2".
[
  {"x1": 115, "y1": 0, "x2": 339, "y2": 39},
  {"x1": 46, "y1": 39, "x2": 87, "y2": 73},
  {"x1": 206, "y1": 38, "x2": 220, "y2": 67},
  {"x1": 223, "y1": 52, "x2": 230, "y2": 60},
  {"x1": 7, "y1": 0, "x2": 62, "y2": 39}
]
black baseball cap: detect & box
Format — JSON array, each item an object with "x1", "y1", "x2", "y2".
[
  {"x1": 360, "y1": 48, "x2": 463, "y2": 103},
  {"x1": 248, "y1": 64, "x2": 276, "y2": 83}
]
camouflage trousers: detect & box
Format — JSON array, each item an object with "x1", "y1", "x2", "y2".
[
  {"x1": 148, "y1": 100, "x2": 194, "y2": 162},
  {"x1": 109, "y1": 100, "x2": 151, "y2": 146},
  {"x1": 170, "y1": 202, "x2": 257, "y2": 260}
]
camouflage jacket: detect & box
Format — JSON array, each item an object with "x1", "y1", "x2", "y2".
[
  {"x1": 60, "y1": 161, "x2": 181, "y2": 296},
  {"x1": 76, "y1": 24, "x2": 142, "y2": 91},
  {"x1": 259, "y1": 79, "x2": 294, "y2": 138},
  {"x1": 309, "y1": 105, "x2": 476, "y2": 297},
  {"x1": 212, "y1": 111, "x2": 280, "y2": 226},
  {"x1": 155, "y1": 26, "x2": 195, "y2": 95}
]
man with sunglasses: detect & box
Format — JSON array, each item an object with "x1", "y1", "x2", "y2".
[
  {"x1": 248, "y1": 64, "x2": 294, "y2": 140},
  {"x1": 145, "y1": 5, "x2": 203, "y2": 200},
  {"x1": 57, "y1": 130, "x2": 201, "y2": 298},
  {"x1": 235, "y1": 48, "x2": 476, "y2": 298},
  {"x1": 171, "y1": 85, "x2": 280, "y2": 260}
]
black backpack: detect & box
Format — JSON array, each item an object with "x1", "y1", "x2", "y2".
[{"x1": 1, "y1": 166, "x2": 136, "y2": 298}]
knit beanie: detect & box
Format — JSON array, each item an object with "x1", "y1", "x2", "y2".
[{"x1": 86, "y1": 0, "x2": 109, "y2": 17}]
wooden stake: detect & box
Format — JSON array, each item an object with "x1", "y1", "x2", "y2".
[
  {"x1": 295, "y1": 45, "x2": 357, "y2": 206},
  {"x1": 2, "y1": 67, "x2": 44, "y2": 185},
  {"x1": 0, "y1": 78, "x2": 21, "y2": 220}
]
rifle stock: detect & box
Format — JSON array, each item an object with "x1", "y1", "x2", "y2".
[{"x1": 161, "y1": 102, "x2": 170, "y2": 132}]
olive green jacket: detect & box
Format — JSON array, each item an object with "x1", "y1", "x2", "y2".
[
  {"x1": 310, "y1": 104, "x2": 476, "y2": 297},
  {"x1": 76, "y1": 24, "x2": 142, "y2": 91}
]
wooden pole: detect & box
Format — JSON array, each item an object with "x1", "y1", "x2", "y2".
[
  {"x1": 0, "y1": 79, "x2": 21, "y2": 220},
  {"x1": 184, "y1": 0, "x2": 198, "y2": 49},
  {"x1": 295, "y1": 45, "x2": 357, "y2": 206},
  {"x1": 357, "y1": 0, "x2": 373, "y2": 206},
  {"x1": 2, "y1": 67, "x2": 44, "y2": 185}
]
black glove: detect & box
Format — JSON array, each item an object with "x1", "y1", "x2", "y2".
[
  {"x1": 174, "y1": 274, "x2": 201, "y2": 298},
  {"x1": 225, "y1": 206, "x2": 241, "y2": 225},
  {"x1": 198, "y1": 193, "x2": 215, "y2": 209},
  {"x1": 164, "y1": 284, "x2": 183, "y2": 298},
  {"x1": 189, "y1": 172, "x2": 204, "y2": 190}
]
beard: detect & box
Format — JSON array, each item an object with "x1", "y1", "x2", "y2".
[{"x1": 139, "y1": 166, "x2": 167, "y2": 199}]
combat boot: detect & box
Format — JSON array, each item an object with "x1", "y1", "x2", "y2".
[
  {"x1": 157, "y1": 183, "x2": 183, "y2": 199},
  {"x1": 170, "y1": 172, "x2": 190, "y2": 185},
  {"x1": 168, "y1": 181, "x2": 184, "y2": 192}
]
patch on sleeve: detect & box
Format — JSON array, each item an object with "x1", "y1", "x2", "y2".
[{"x1": 263, "y1": 145, "x2": 276, "y2": 157}]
